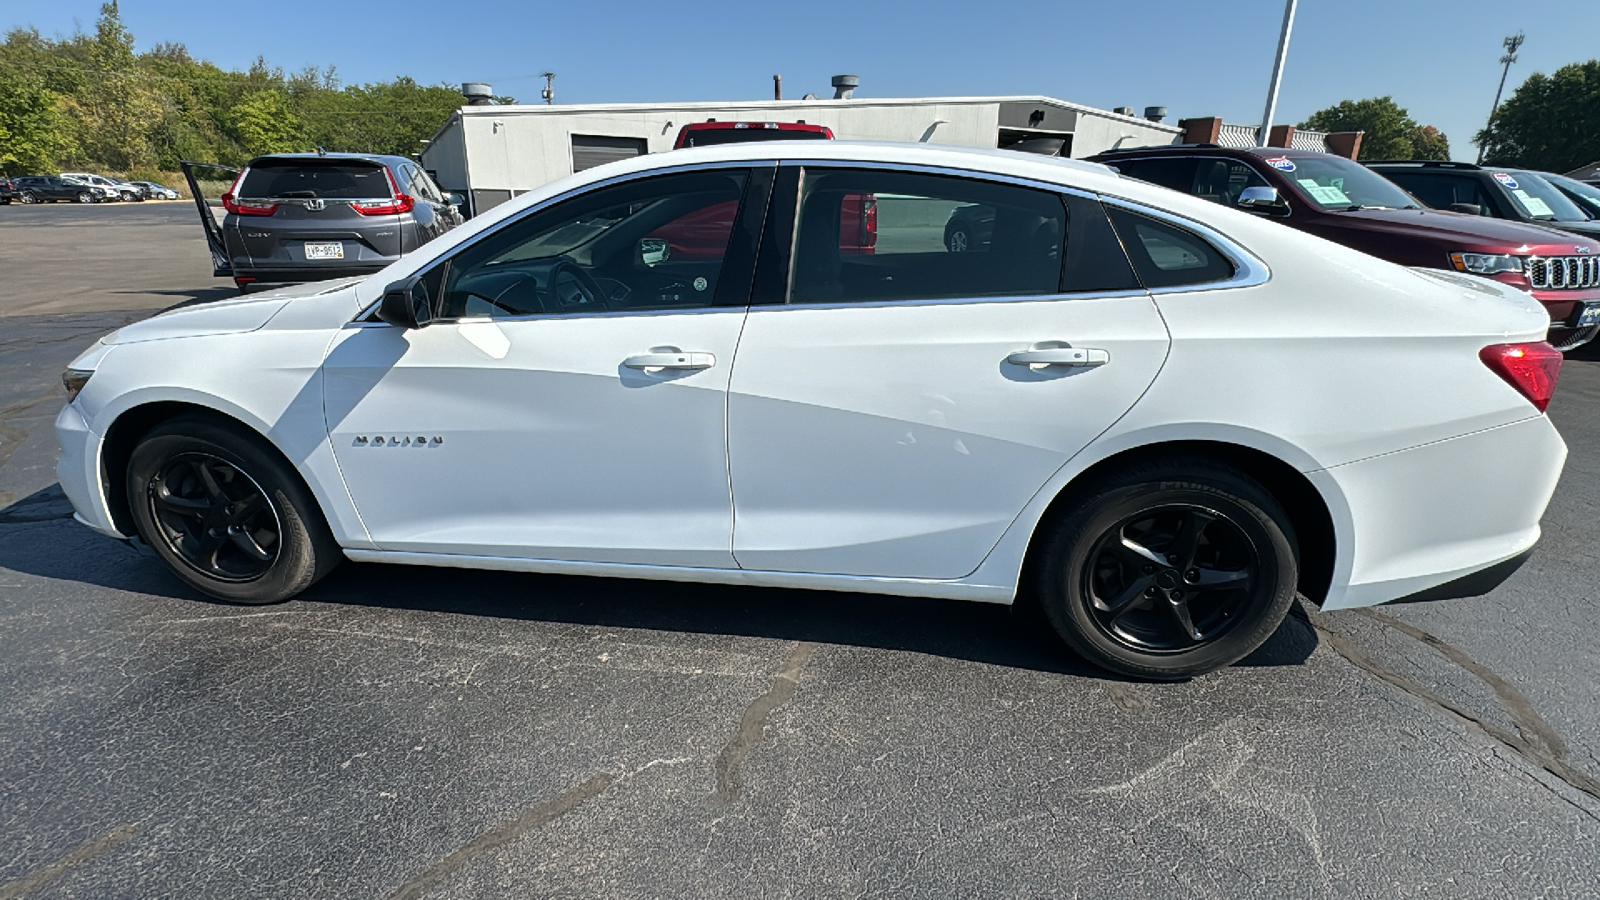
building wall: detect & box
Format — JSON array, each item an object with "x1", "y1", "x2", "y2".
[{"x1": 421, "y1": 97, "x2": 1182, "y2": 206}]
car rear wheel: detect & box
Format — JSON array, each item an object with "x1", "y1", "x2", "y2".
[
  {"x1": 126, "y1": 418, "x2": 341, "y2": 604},
  {"x1": 20, "y1": 191, "x2": 38, "y2": 204},
  {"x1": 1032, "y1": 459, "x2": 1299, "y2": 680}
]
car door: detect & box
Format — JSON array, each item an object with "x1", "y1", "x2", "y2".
[
  {"x1": 725, "y1": 165, "x2": 1172, "y2": 579},
  {"x1": 322, "y1": 165, "x2": 770, "y2": 567},
  {"x1": 180, "y1": 161, "x2": 240, "y2": 277}
]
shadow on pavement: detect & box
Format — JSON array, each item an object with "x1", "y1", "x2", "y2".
[{"x1": 0, "y1": 484, "x2": 1318, "y2": 680}]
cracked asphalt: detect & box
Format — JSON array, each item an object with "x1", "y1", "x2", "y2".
[{"x1": 2, "y1": 203, "x2": 1599, "y2": 898}]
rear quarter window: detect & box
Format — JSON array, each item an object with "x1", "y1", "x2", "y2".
[{"x1": 1105, "y1": 206, "x2": 1236, "y2": 289}]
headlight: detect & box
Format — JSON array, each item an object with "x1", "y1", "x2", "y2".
[
  {"x1": 1450, "y1": 252, "x2": 1525, "y2": 275},
  {"x1": 62, "y1": 368, "x2": 93, "y2": 402}
]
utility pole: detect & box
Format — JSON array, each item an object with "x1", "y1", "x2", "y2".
[
  {"x1": 1476, "y1": 32, "x2": 1524, "y2": 164},
  {"x1": 1257, "y1": 0, "x2": 1298, "y2": 147},
  {"x1": 540, "y1": 72, "x2": 556, "y2": 105}
]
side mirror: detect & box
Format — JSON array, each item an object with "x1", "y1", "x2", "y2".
[
  {"x1": 1448, "y1": 202, "x2": 1484, "y2": 215},
  {"x1": 1237, "y1": 186, "x2": 1287, "y2": 213},
  {"x1": 444, "y1": 192, "x2": 464, "y2": 208},
  {"x1": 639, "y1": 237, "x2": 670, "y2": 267},
  {"x1": 377, "y1": 275, "x2": 433, "y2": 329}
]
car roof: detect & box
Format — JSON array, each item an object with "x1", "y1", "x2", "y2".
[
  {"x1": 245, "y1": 152, "x2": 410, "y2": 167},
  {"x1": 682, "y1": 121, "x2": 828, "y2": 131}
]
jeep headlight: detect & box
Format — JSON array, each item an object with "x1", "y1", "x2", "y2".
[{"x1": 1450, "y1": 252, "x2": 1524, "y2": 275}]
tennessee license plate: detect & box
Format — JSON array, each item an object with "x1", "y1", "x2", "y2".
[
  {"x1": 1579, "y1": 304, "x2": 1600, "y2": 327},
  {"x1": 304, "y1": 242, "x2": 344, "y2": 260}
]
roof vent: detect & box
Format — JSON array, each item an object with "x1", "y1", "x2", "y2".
[
  {"x1": 1113, "y1": 106, "x2": 1134, "y2": 116},
  {"x1": 1144, "y1": 106, "x2": 1167, "y2": 123},
  {"x1": 831, "y1": 74, "x2": 860, "y2": 100},
  {"x1": 461, "y1": 82, "x2": 493, "y2": 105}
]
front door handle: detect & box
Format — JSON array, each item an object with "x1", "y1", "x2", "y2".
[
  {"x1": 1006, "y1": 347, "x2": 1109, "y2": 367},
  {"x1": 623, "y1": 351, "x2": 715, "y2": 370}
]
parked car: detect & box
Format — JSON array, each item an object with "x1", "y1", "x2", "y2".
[
  {"x1": 12, "y1": 176, "x2": 101, "y2": 204},
  {"x1": 61, "y1": 141, "x2": 1566, "y2": 679},
  {"x1": 60, "y1": 172, "x2": 142, "y2": 201},
  {"x1": 1537, "y1": 171, "x2": 1600, "y2": 220},
  {"x1": 1366, "y1": 162, "x2": 1600, "y2": 242},
  {"x1": 131, "y1": 180, "x2": 180, "y2": 200},
  {"x1": 1089, "y1": 146, "x2": 1600, "y2": 350},
  {"x1": 672, "y1": 120, "x2": 833, "y2": 148},
  {"x1": 0, "y1": 177, "x2": 16, "y2": 204},
  {"x1": 180, "y1": 153, "x2": 464, "y2": 292}
]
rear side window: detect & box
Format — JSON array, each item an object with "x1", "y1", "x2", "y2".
[
  {"x1": 1105, "y1": 207, "x2": 1236, "y2": 289},
  {"x1": 1382, "y1": 173, "x2": 1494, "y2": 215},
  {"x1": 1111, "y1": 157, "x2": 1201, "y2": 194},
  {"x1": 239, "y1": 161, "x2": 392, "y2": 200},
  {"x1": 789, "y1": 169, "x2": 1069, "y2": 304}
]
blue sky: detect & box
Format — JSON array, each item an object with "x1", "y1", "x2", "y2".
[{"x1": 10, "y1": 0, "x2": 1590, "y2": 161}]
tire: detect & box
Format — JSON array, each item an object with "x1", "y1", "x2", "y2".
[
  {"x1": 126, "y1": 417, "x2": 341, "y2": 604},
  {"x1": 75, "y1": 191, "x2": 93, "y2": 203},
  {"x1": 1032, "y1": 458, "x2": 1299, "y2": 680},
  {"x1": 20, "y1": 191, "x2": 38, "y2": 204},
  {"x1": 946, "y1": 225, "x2": 969, "y2": 253}
]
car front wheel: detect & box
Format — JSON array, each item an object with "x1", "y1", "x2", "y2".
[
  {"x1": 20, "y1": 191, "x2": 38, "y2": 204},
  {"x1": 75, "y1": 191, "x2": 93, "y2": 203},
  {"x1": 126, "y1": 418, "x2": 341, "y2": 604},
  {"x1": 1033, "y1": 459, "x2": 1299, "y2": 680}
]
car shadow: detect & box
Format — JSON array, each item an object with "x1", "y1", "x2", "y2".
[
  {"x1": 0, "y1": 484, "x2": 1318, "y2": 680},
  {"x1": 110, "y1": 287, "x2": 241, "y2": 311}
]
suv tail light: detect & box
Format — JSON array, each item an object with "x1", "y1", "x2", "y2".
[
  {"x1": 352, "y1": 168, "x2": 415, "y2": 216},
  {"x1": 220, "y1": 169, "x2": 278, "y2": 216},
  {"x1": 1480, "y1": 342, "x2": 1562, "y2": 412}
]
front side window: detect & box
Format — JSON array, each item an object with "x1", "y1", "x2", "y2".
[
  {"x1": 789, "y1": 169, "x2": 1069, "y2": 304},
  {"x1": 1105, "y1": 206, "x2": 1236, "y2": 289},
  {"x1": 431, "y1": 169, "x2": 751, "y2": 319},
  {"x1": 1382, "y1": 172, "x2": 1494, "y2": 215}
]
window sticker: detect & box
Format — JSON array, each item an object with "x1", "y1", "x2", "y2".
[
  {"x1": 1511, "y1": 188, "x2": 1554, "y2": 217},
  {"x1": 1492, "y1": 172, "x2": 1519, "y2": 189},
  {"x1": 1303, "y1": 184, "x2": 1352, "y2": 206},
  {"x1": 1265, "y1": 157, "x2": 1296, "y2": 172}
]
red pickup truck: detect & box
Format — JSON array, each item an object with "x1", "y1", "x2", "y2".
[{"x1": 658, "y1": 121, "x2": 875, "y2": 257}]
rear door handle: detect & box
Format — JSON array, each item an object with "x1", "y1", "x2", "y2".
[
  {"x1": 623, "y1": 352, "x2": 715, "y2": 370},
  {"x1": 1006, "y1": 347, "x2": 1109, "y2": 367}
]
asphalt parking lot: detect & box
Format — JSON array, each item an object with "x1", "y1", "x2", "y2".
[{"x1": 2, "y1": 202, "x2": 1599, "y2": 898}]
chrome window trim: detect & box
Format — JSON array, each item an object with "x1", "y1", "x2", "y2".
[
  {"x1": 1095, "y1": 195, "x2": 1271, "y2": 294},
  {"x1": 345, "y1": 304, "x2": 750, "y2": 329}
]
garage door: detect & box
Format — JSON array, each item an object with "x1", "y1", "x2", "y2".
[{"x1": 571, "y1": 135, "x2": 648, "y2": 173}]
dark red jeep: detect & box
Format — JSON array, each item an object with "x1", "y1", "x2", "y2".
[{"x1": 1090, "y1": 145, "x2": 1600, "y2": 350}]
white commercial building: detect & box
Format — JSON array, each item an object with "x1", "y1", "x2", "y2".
[{"x1": 420, "y1": 92, "x2": 1181, "y2": 215}]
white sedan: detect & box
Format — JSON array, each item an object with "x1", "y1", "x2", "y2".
[{"x1": 55, "y1": 142, "x2": 1567, "y2": 679}]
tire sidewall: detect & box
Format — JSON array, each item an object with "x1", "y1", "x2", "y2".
[
  {"x1": 126, "y1": 420, "x2": 335, "y2": 604},
  {"x1": 1038, "y1": 468, "x2": 1298, "y2": 680}
]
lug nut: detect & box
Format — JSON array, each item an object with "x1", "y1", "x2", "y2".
[
  {"x1": 1186, "y1": 569, "x2": 1199, "y2": 583},
  {"x1": 1142, "y1": 564, "x2": 1156, "y2": 574}
]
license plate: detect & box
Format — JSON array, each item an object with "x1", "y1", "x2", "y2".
[
  {"x1": 304, "y1": 242, "x2": 344, "y2": 260},
  {"x1": 1580, "y1": 304, "x2": 1600, "y2": 327}
]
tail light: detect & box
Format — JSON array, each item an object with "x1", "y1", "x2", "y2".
[
  {"x1": 352, "y1": 168, "x2": 415, "y2": 216},
  {"x1": 220, "y1": 169, "x2": 278, "y2": 216},
  {"x1": 1480, "y1": 342, "x2": 1562, "y2": 412}
]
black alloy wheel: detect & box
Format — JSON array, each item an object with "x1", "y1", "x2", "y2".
[
  {"x1": 1034, "y1": 459, "x2": 1299, "y2": 680},
  {"x1": 127, "y1": 417, "x2": 341, "y2": 604},
  {"x1": 146, "y1": 452, "x2": 281, "y2": 582}
]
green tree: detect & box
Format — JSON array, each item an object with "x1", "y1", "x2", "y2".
[
  {"x1": 1477, "y1": 60, "x2": 1600, "y2": 172},
  {"x1": 0, "y1": 74, "x2": 75, "y2": 173},
  {"x1": 229, "y1": 89, "x2": 305, "y2": 155},
  {"x1": 1299, "y1": 97, "x2": 1450, "y2": 161},
  {"x1": 76, "y1": 1, "x2": 161, "y2": 169}
]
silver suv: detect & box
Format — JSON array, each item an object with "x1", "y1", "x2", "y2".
[{"x1": 182, "y1": 153, "x2": 463, "y2": 292}]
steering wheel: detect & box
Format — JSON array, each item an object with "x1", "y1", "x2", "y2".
[{"x1": 545, "y1": 257, "x2": 610, "y2": 312}]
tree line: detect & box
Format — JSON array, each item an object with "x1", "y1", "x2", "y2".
[{"x1": 0, "y1": 1, "x2": 505, "y2": 178}]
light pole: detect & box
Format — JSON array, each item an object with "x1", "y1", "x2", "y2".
[
  {"x1": 1257, "y1": 0, "x2": 1299, "y2": 147},
  {"x1": 540, "y1": 72, "x2": 556, "y2": 105},
  {"x1": 1476, "y1": 32, "x2": 1524, "y2": 164}
]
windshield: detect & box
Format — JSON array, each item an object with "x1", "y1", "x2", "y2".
[
  {"x1": 1546, "y1": 173, "x2": 1600, "y2": 217},
  {"x1": 682, "y1": 128, "x2": 829, "y2": 147},
  {"x1": 1274, "y1": 156, "x2": 1420, "y2": 211},
  {"x1": 1498, "y1": 171, "x2": 1591, "y2": 222}
]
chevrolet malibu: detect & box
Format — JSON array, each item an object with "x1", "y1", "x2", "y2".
[{"x1": 56, "y1": 142, "x2": 1567, "y2": 679}]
